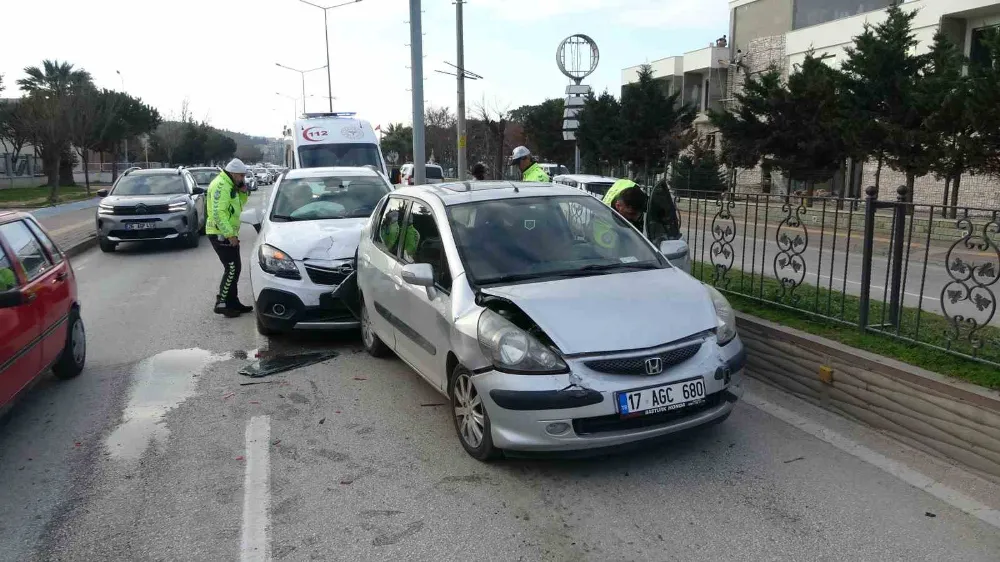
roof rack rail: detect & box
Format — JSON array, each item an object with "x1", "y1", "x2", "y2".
[{"x1": 123, "y1": 166, "x2": 142, "y2": 176}]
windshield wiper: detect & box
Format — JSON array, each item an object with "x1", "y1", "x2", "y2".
[
  {"x1": 270, "y1": 214, "x2": 304, "y2": 222},
  {"x1": 575, "y1": 262, "x2": 660, "y2": 272}
]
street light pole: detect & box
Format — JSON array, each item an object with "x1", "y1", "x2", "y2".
[
  {"x1": 116, "y1": 70, "x2": 128, "y2": 166},
  {"x1": 299, "y1": 0, "x2": 363, "y2": 113},
  {"x1": 276, "y1": 92, "x2": 300, "y2": 123},
  {"x1": 455, "y1": 0, "x2": 467, "y2": 181},
  {"x1": 275, "y1": 63, "x2": 327, "y2": 115},
  {"x1": 409, "y1": 0, "x2": 426, "y2": 185}
]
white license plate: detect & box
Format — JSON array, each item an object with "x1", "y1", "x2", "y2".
[
  {"x1": 126, "y1": 222, "x2": 156, "y2": 230},
  {"x1": 616, "y1": 378, "x2": 706, "y2": 416}
]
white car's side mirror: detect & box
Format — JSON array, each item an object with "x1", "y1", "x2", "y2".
[
  {"x1": 240, "y1": 208, "x2": 259, "y2": 225},
  {"x1": 401, "y1": 263, "x2": 434, "y2": 287},
  {"x1": 659, "y1": 239, "x2": 691, "y2": 274}
]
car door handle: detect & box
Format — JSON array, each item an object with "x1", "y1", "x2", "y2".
[
  {"x1": 24, "y1": 292, "x2": 37, "y2": 302},
  {"x1": 55, "y1": 271, "x2": 68, "y2": 282}
]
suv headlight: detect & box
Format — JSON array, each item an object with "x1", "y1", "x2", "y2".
[
  {"x1": 168, "y1": 201, "x2": 189, "y2": 212},
  {"x1": 705, "y1": 285, "x2": 737, "y2": 345},
  {"x1": 258, "y1": 244, "x2": 300, "y2": 279},
  {"x1": 477, "y1": 309, "x2": 568, "y2": 374},
  {"x1": 98, "y1": 203, "x2": 114, "y2": 215}
]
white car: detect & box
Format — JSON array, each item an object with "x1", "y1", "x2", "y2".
[
  {"x1": 552, "y1": 174, "x2": 617, "y2": 199},
  {"x1": 240, "y1": 166, "x2": 393, "y2": 335},
  {"x1": 399, "y1": 163, "x2": 445, "y2": 185},
  {"x1": 254, "y1": 169, "x2": 273, "y2": 185}
]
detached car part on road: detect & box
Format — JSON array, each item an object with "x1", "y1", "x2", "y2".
[
  {"x1": 0, "y1": 212, "x2": 86, "y2": 410},
  {"x1": 242, "y1": 166, "x2": 392, "y2": 336},
  {"x1": 95, "y1": 167, "x2": 207, "y2": 252},
  {"x1": 355, "y1": 181, "x2": 745, "y2": 460}
]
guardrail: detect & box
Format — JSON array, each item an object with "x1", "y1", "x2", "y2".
[{"x1": 676, "y1": 186, "x2": 1000, "y2": 369}]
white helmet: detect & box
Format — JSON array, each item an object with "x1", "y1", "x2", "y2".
[
  {"x1": 224, "y1": 158, "x2": 248, "y2": 174},
  {"x1": 511, "y1": 146, "x2": 531, "y2": 162}
]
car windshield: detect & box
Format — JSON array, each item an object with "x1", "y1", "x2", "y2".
[
  {"x1": 270, "y1": 175, "x2": 390, "y2": 221},
  {"x1": 189, "y1": 170, "x2": 219, "y2": 185},
  {"x1": 112, "y1": 175, "x2": 187, "y2": 196},
  {"x1": 298, "y1": 143, "x2": 381, "y2": 170},
  {"x1": 426, "y1": 166, "x2": 443, "y2": 179},
  {"x1": 446, "y1": 195, "x2": 666, "y2": 285}
]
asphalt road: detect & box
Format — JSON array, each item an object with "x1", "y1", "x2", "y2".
[{"x1": 2, "y1": 186, "x2": 1000, "y2": 561}]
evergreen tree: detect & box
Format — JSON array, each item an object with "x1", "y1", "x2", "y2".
[
  {"x1": 968, "y1": 28, "x2": 1000, "y2": 180},
  {"x1": 576, "y1": 90, "x2": 622, "y2": 174},
  {"x1": 669, "y1": 135, "x2": 727, "y2": 198},
  {"x1": 708, "y1": 69, "x2": 784, "y2": 178},
  {"x1": 841, "y1": 4, "x2": 927, "y2": 195},
  {"x1": 620, "y1": 65, "x2": 696, "y2": 181}
]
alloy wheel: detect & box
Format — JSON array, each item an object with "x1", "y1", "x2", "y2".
[{"x1": 453, "y1": 374, "x2": 485, "y2": 448}]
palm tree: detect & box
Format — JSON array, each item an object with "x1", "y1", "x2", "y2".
[{"x1": 17, "y1": 60, "x2": 92, "y2": 96}]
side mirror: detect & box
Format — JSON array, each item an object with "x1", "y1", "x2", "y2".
[
  {"x1": 191, "y1": 186, "x2": 206, "y2": 195},
  {"x1": 240, "y1": 208, "x2": 262, "y2": 227},
  {"x1": 659, "y1": 239, "x2": 691, "y2": 273},
  {"x1": 0, "y1": 289, "x2": 26, "y2": 309},
  {"x1": 97, "y1": 189, "x2": 109, "y2": 197},
  {"x1": 401, "y1": 263, "x2": 434, "y2": 287}
]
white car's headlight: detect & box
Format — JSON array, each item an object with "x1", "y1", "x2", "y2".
[
  {"x1": 705, "y1": 285, "x2": 737, "y2": 345},
  {"x1": 477, "y1": 309, "x2": 568, "y2": 374},
  {"x1": 98, "y1": 203, "x2": 114, "y2": 215},
  {"x1": 258, "y1": 244, "x2": 300, "y2": 279},
  {"x1": 168, "y1": 201, "x2": 189, "y2": 212}
]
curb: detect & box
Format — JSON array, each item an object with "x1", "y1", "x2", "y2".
[{"x1": 63, "y1": 234, "x2": 98, "y2": 259}]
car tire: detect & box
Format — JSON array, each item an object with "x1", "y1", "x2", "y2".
[
  {"x1": 52, "y1": 308, "x2": 86, "y2": 380},
  {"x1": 183, "y1": 228, "x2": 200, "y2": 249},
  {"x1": 450, "y1": 365, "x2": 500, "y2": 462},
  {"x1": 359, "y1": 295, "x2": 391, "y2": 358},
  {"x1": 198, "y1": 221, "x2": 206, "y2": 236},
  {"x1": 99, "y1": 237, "x2": 116, "y2": 253}
]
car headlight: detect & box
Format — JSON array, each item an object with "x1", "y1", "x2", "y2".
[
  {"x1": 477, "y1": 309, "x2": 568, "y2": 374},
  {"x1": 705, "y1": 285, "x2": 737, "y2": 345},
  {"x1": 98, "y1": 203, "x2": 114, "y2": 215},
  {"x1": 258, "y1": 244, "x2": 300, "y2": 279},
  {"x1": 168, "y1": 201, "x2": 189, "y2": 212}
]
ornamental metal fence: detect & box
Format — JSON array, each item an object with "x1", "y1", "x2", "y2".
[{"x1": 674, "y1": 185, "x2": 1000, "y2": 368}]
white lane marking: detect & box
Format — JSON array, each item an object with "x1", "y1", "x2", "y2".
[
  {"x1": 241, "y1": 416, "x2": 272, "y2": 562},
  {"x1": 744, "y1": 392, "x2": 1000, "y2": 530}
]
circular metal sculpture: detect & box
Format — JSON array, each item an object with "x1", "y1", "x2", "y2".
[{"x1": 556, "y1": 34, "x2": 599, "y2": 84}]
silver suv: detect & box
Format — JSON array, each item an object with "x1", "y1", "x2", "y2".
[{"x1": 95, "y1": 167, "x2": 206, "y2": 252}]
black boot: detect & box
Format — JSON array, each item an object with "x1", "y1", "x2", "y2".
[
  {"x1": 214, "y1": 299, "x2": 241, "y2": 318},
  {"x1": 233, "y1": 302, "x2": 254, "y2": 314}
]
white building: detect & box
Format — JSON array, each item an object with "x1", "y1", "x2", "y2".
[{"x1": 623, "y1": 0, "x2": 1000, "y2": 207}]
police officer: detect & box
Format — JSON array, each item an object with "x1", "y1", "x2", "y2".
[
  {"x1": 0, "y1": 264, "x2": 15, "y2": 292},
  {"x1": 206, "y1": 158, "x2": 253, "y2": 317},
  {"x1": 510, "y1": 146, "x2": 550, "y2": 182},
  {"x1": 602, "y1": 178, "x2": 648, "y2": 232}
]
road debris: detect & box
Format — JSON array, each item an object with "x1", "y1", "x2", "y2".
[
  {"x1": 420, "y1": 403, "x2": 445, "y2": 407},
  {"x1": 353, "y1": 376, "x2": 367, "y2": 381},
  {"x1": 783, "y1": 456, "x2": 806, "y2": 464},
  {"x1": 238, "y1": 351, "x2": 339, "y2": 378},
  {"x1": 925, "y1": 512, "x2": 937, "y2": 518},
  {"x1": 222, "y1": 392, "x2": 236, "y2": 400},
  {"x1": 239, "y1": 381, "x2": 283, "y2": 386},
  {"x1": 319, "y1": 418, "x2": 326, "y2": 425}
]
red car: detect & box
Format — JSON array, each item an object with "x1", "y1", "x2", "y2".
[{"x1": 0, "y1": 211, "x2": 86, "y2": 409}]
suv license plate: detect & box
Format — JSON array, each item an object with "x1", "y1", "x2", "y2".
[
  {"x1": 616, "y1": 378, "x2": 706, "y2": 417},
  {"x1": 126, "y1": 222, "x2": 156, "y2": 230}
]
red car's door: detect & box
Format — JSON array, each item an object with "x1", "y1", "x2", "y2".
[
  {"x1": 0, "y1": 224, "x2": 45, "y2": 407},
  {"x1": 23, "y1": 218, "x2": 72, "y2": 365}
]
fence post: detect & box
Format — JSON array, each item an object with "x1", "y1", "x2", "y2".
[
  {"x1": 858, "y1": 185, "x2": 878, "y2": 330},
  {"x1": 887, "y1": 185, "x2": 908, "y2": 327}
]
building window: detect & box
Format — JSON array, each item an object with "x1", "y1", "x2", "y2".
[
  {"x1": 704, "y1": 79, "x2": 710, "y2": 111},
  {"x1": 792, "y1": 0, "x2": 891, "y2": 30},
  {"x1": 970, "y1": 25, "x2": 1000, "y2": 68}
]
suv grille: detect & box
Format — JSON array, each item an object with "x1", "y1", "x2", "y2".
[
  {"x1": 305, "y1": 263, "x2": 353, "y2": 286},
  {"x1": 584, "y1": 342, "x2": 702, "y2": 375},
  {"x1": 114, "y1": 204, "x2": 170, "y2": 215}
]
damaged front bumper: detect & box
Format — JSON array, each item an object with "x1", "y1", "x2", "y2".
[{"x1": 472, "y1": 335, "x2": 745, "y2": 452}]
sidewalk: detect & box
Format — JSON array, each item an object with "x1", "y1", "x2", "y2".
[{"x1": 34, "y1": 205, "x2": 99, "y2": 257}]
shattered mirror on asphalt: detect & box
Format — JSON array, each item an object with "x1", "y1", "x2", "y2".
[{"x1": 238, "y1": 351, "x2": 339, "y2": 378}]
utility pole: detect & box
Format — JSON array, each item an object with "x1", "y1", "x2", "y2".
[
  {"x1": 409, "y1": 0, "x2": 426, "y2": 185},
  {"x1": 455, "y1": 0, "x2": 467, "y2": 180},
  {"x1": 299, "y1": 0, "x2": 363, "y2": 113}
]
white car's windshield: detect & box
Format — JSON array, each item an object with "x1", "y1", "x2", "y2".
[
  {"x1": 271, "y1": 175, "x2": 390, "y2": 221},
  {"x1": 298, "y1": 143, "x2": 381, "y2": 170},
  {"x1": 446, "y1": 195, "x2": 666, "y2": 285},
  {"x1": 112, "y1": 175, "x2": 187, "y2": 196}
]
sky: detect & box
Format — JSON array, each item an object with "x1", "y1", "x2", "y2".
[{"x1": 1, "y1": 0, "x2": 729, "y2": 139}]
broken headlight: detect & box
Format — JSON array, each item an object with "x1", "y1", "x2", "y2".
[{"x1": 477, "y1": 309, "x2": 568, "y2": 374}]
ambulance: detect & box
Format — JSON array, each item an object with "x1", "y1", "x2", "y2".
[{"x1": 284, "y1": 112, "x2": 388, "y2": 177}]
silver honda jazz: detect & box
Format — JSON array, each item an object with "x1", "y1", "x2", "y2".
[{"x1": 356, "y1": 181, "x2": 744, "y2": 461}]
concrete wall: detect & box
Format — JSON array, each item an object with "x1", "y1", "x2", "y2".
[{"x1": 737, "y1": 313, "x2": 1000, "y2": 481}]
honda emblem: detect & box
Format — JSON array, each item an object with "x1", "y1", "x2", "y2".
[{"x1": 644, "y1": 357, "x2": 663, "y2": 375}]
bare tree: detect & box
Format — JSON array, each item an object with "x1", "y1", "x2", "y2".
[
  {"x1": 154, "y1": 99, "x2": 191, "y2": 165},
  {"x1": 474, "y1": 97, "x2": 512, "y2": 180}
]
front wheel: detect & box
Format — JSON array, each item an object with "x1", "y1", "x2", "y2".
[
  {"x1": 52, "y1": 308, "x2": 86, "y2": 380},
  {"x1": 183, "y1": 227, "x2": 200, "y2": 248},
  {"x1": 360, "y1": 296, "x2": 391, "y2": 358},
  {"x1": 450, "y1": 365, "x2": 500, "y2": 461},
  {"x1": 99, "y1": 237, "x2": 116, "y2": 253},
  {"x1": 255, "y1": 312, "x2": 281, "y2": 337}
]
